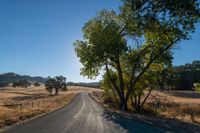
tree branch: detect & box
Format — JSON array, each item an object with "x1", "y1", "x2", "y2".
[
  {"x1": 140, "y1": 87, "x2": 153, "y2": 108},
  {"x1": 105, "y1": 63, "x2": 121, "y2": 96},
  {"x1": 126, "y1": 40, "x2": 176, "y2": 101}
]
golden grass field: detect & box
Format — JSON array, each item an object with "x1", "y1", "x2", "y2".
[
  {"x1": 1, "y1": 85, "x2": 199, "y2": 130},
  {"x1": 92, "y1": 90, "x2": 200, "y2": 124},
  {"x1": 148, "y1": 91, "x2": 200, "y2": 123},
  {"x1": 0, "y1": 86, "x2": 96, "y2": 128}
]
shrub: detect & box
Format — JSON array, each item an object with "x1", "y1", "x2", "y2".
[
  {"x1": 12, "y1": 80, "x2": 31, "y2": 88},
  {"x1": 33, "y1": 82, "x2": 41, "y2": 87},
  {"x1": 194, "y1": 83, "x2": 200, "y2": 92}
]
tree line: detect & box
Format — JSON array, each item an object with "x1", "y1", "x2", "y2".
[
  {"x1": 67, "y1": 82, "x2": 100, "y2": 88},
  {"x1": 143, "y1": 60, "x2": 200, "y2": 91},
  {"x1": 174, "y1": 61, "x2": 200, "y2": 90}
]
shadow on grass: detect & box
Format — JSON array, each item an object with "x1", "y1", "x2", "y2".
[
  {"x1": 165, "y1": 91, "x2": 200, "y2": 99},
  {"x1": 11, "y1": 95, "x2": 48, "y2": 101},
  {"x1": 4, "y1": 91, "x2": 49, "y2": 101}
]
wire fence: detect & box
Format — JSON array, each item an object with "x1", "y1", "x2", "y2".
[{"x1": 0, "y1": 96, "x2": 66, "y2": 110}]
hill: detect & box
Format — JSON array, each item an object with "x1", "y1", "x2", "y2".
[{"x1": 0, "y1": 72, "x2": 47, "y2": 87}]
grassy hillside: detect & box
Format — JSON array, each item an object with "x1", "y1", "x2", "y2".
[{"x1": 0, "y1": 73, "x2": 47, "y2": 87}]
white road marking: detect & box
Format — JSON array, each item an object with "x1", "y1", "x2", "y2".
[
  {"x1": 73, "y1": 93, "x2": 85, "y2": 119},
  {"x1": 61, "y1": 93, "x2": 85, "y2": 133}
]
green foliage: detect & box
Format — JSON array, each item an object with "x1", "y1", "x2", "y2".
[
  {"x1": 67, "y1": 82, "x2": 100, "y2": 88},
  {"x1": 121, "y1": 0, "x2": 199, "y2": 35},
  {"x1": 74, "y1": 1, "x2": 200, "y2": 112},
  {"x1": 100, "y1": 71, "x2": 119, "y2": 99},
  {"x1": 148, "y1": 57, "x2": 175, "y2": 91},
  {"x1": 100, "y1": 71, "x2": 124, "y2": 108},
  {"x1": 0, "y1": 72, "x2": 46, "y2": 87},
  {"x1": 130, "y1": 70, "x2": 158, "y2": 112},
  {"x1": 45, "y1": 76, "x2": 67, "y2": 95},
  {"x1": 175, "y1": 61, "x2": 200, "y2": 90},
  {"x1": 74, "y1": 10, "x2": 128, "y2": 79},
  {"x1": 33, "y1": 82, "x2": 41, "y2": 87},
  {"x1": 12, "y1": 80, "x2": 31, "y2": 88},
  {"x1": 194, "y1": 83, "x2": 200, "y2": 91}
]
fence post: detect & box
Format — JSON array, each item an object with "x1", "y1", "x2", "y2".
[
  {"x1": 20, "y1": 103, "x2": 22, "y2": 110},
  {"x1": 32, "y1": 101, "x2": 33, "y2": 108}
]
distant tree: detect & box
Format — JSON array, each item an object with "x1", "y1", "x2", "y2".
[
  {"x1": 0, "y1": 72, "x2": 47, "y2": 87},
  {"x1": 67, "y1": 82, "x2": 100, "y2": 88},
  {"x1": 194, "y1": 83, "x2": 200, "y2": 91},
  {"x1": 0, "y1": 82, "x2": 9, "y2": 87},
  {"x1": 45, "y1": 76, "x2": 67, "y2": 95},
  {"x1": 174, "y1": 61, "x2": 200, "y2": 90},
  {"x1": 33, "y1": 82, "x2": 41, "y2": 87},
  {"x1": 12, "y1": 82, "x2": 17, "y2": 88},
  {"x1": 12, "y1": 79, "x2": 31, "y2": 88}
]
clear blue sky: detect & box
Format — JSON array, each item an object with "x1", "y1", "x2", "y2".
[{"x1": 0, "y1": 0, "x2": 199, "y2": 82}]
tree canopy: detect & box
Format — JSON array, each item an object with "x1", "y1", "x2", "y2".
[
  {"x1": 74, "y1": 0, "x2": 200, "y2": 111},
  {"x1": 45, "y1": 76, "x2": 67, "y2": 95},
  {"x1": 174, "y1": 61, "x2": 200, "y2": 90}
]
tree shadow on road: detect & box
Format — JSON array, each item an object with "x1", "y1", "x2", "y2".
[{"x1": 101, "y1": 110, "x2": 199, "y2": 133}]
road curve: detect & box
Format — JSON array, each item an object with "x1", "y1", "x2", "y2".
[{"x1": 1, "y1": 93, "x2": 172, "y2": 133}]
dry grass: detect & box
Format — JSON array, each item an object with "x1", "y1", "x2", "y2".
[
  {"x1": 91, "y1": 90, "x2": 200, "y2": 132},
  {"x1": 91, "y1": 90, "x2": 200, "y2": 124},
  {"x1": 140, "y1": 91, "x2": 200, "y2": 124},
  {"x1": 0, "y1": 86, "x2": 95, "y2": 128}
]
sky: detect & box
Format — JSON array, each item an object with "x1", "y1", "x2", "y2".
[{"x1": 0, "y1": 0, "x2": 199, "y2": 82}]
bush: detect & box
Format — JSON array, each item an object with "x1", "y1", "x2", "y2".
[
  {"x1": 194, "y1": 83, "x2": 200, "y2": 92},
  {"x1": 12, "y1": 80, "x2": 31, "y2": 88},
  {"x1": 33, "y1": 82, "x2": 41, "y2": 87}
]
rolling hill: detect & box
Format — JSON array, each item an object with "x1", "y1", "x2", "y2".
[{"x1": 0, "y1": 72, "x2": 47, "y2": 87}]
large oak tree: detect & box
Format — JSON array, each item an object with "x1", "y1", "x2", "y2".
[{"x1": 74, "y1": 0, "x2": 200, "y2": 111}]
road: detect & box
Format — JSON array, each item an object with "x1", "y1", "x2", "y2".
[{"x1": 1, "y1": 93, "x2": 173, "y2": 133}]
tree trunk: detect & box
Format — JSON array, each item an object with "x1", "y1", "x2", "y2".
[
  {"x1": 105, "y1": 63, "x2": 128, "y2": 111},
  {"x1": 55, "y1": 88, "x2": 58, "y2": 95},
  {"x1": 130, "y1": 95, "x2": 142, "y2": 113},
  {"x1": 135, "y1": 105, "x2": 141, "y2": 113},
  {"x1": 132, "y1": 88, "x2": 153, "y2": 113},
  {"x1": 119, "y1": 96, "x2": 128, "y2": 111},
  {"x1": 158, "y1": 79, "x2": 165, "y2": 91},
  {"x1": 115, "y1": 55, "x2": 127, "y2": 111}
]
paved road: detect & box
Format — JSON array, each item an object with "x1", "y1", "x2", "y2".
[{"x1": 1, "y1": 93, "x2": 173, "y2": 133}]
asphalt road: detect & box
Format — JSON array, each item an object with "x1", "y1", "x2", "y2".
[{"x1": 1, "y1": 93, "x2": 173, "y2": 133}]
